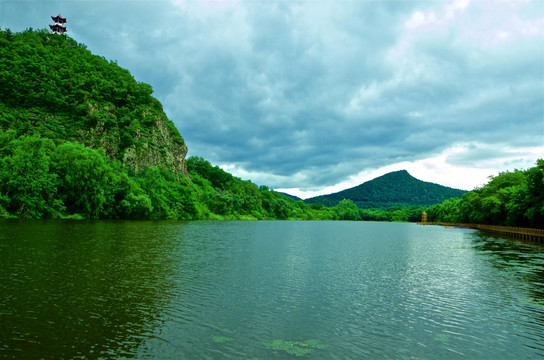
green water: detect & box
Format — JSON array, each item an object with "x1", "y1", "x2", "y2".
[{"x1": 1, "y1": 220, "x2": 543, "y2": 359}]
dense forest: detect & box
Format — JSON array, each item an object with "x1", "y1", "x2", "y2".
[
  {"x1": 0, "y1": 28, "x2": 353, "y2": 221},
  {"x1": 425, "y1": 160, "x2": 544, "y2": 229},
  {"x1": 0, "y1": 131, "x2": 334, "y2": 220},
  {"x1": 0, "y1": 127, "x2": 427, "y2": 221},
  {"x1": 0, "y1": 28, "x2": 188, "y2": 175},
  {"x1": 0, "y1": 29, "x2": 541, "y2": 227}
]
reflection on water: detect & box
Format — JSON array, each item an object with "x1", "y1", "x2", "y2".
[
  {"x1": 0, "y1": 220, "x2": 182, "y2": 359},
  {"x1": 470, "y1": 232, "x2": 544, "y2": 351},
  {"x1": 1, "y1": 220, "x2": 543, "y2": 359}
]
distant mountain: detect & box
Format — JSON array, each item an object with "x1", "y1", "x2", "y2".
[
  {"x1": 304, "y1": 170, "x2": 467, "y2": 209},
  {"x1": 278, "y1": 192, "x2": 302, "y2": 201}
]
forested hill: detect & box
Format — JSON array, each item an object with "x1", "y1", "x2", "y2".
[
  {"x1": 0, "y1": 29, "x2": 339, "y2": 220},
  {"x1": 305, "y1": 170, "x2": 467, "y2": 209},
  {"x1": 0, "y1": 28, "x2": 187, "y2": 175},
  {"x1": 1, "y1": 29, "x2": 537, "y2": 226}
]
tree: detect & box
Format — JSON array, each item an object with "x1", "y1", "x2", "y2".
[
  {"x1": 52, "y1": 142, "x2": 113, "y2": 218},
  {"x1": 525, "y1": 159, "x2": 544, "y2": 228},
  {"x1": 425, "y1": 160, "x2": 544, "y2": 228},
  {"x1": 0, "y1": 133, "x2": 62, "y2": 218},
  {"x1": 334, "y1": 199, "x2": 360, "y2": 220},
  {"x1": 137, "y1": 166, "x2": 197, "y2": 220}
]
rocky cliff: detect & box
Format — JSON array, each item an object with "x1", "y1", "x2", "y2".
[
  {"x1": 0, "y1": 28, "x2": 188, "y2": 176},
  {"x1": 80, "y1": 101, "x2": 188, "y2": 175}
]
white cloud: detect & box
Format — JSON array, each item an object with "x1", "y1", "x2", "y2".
[
  {"x1": 446, "y1": 0, "x2": 470, "y2": 18},
  {"x1": 405, "y1": 10, "x2": 436, "y2": 29}
]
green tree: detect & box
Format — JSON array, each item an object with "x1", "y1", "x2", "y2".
[
  {"x1": 334, "y1": 199, "x2": 360, "y2": 220},
  {"x1": 525, "y1": 159, "x2": 544, "y2": 227},
  {"x1": 0, "y1": 133, "x2": 62, "y2": 218},
  {"x1": 103, "y1": 161, "x2": 153, "y2": 219},
  {"x1": 137, "y1": 166, "x2": 197, "y2": 220},
  {"x1": 426, "y1": 160, "x2": 543, "y2": 228},
  {"x1": 52, "y1": 142, "x2": 113, "y2": 218},
  {"x1": 187, "y1": 156, "x2": 234, "y2": 190}
]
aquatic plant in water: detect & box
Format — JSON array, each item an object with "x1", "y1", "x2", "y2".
[
  {"x1": 433, "y1": 333, "x2": 450, "y2": 342},
  {"x1": 212, "y1": 335, "x2": 233, "y2": 343},
  {"x1": 264, "y1": 339, "x2": 327, "y2": 357}
]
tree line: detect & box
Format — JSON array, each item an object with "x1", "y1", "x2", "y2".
[
  {"x1": 0, "y1": 131, "x2": 321, "y2": 220},
  {"x1": 305, "y1": 170, "x2": 466, "y2": 209},
  {"x1": 1, "y1": 130, "x2": 540, "y2": 225},
  {"x1": 425, "y1": 160, "x2": 544, "y2": 229},
  {"x1": 0, "y1": 130, "x2": 429, "y2": 221}
]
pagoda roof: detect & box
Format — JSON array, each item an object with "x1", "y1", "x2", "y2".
[
  {"x1": 51, "y1": 14, "x2": 67, "y2": 23},
  {"x1": 49, "y1": 24, "x2": 67, "y2": 33}
]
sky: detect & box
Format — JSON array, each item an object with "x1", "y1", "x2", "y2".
[{"x1": 1, "y1": 0, "x2": 543, "y2": 198}]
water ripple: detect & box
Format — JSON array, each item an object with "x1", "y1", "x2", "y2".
[{"x1": 1, "y1": 221, "x2": 544, "y2": 359}]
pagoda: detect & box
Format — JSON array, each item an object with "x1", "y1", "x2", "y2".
[{"x1": 50, "y1": 14, "x2": 67, "y2": 34}]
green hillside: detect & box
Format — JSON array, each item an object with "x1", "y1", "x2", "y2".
[
  {"x1": 305, "y1": 170, "x2": 467, "y2": 209},
  {"x1": 0, "y1": 28, "x2": 187, "y2": 174},
  {"x1": 0, "y1": 29, "x2": 336, "y2": 220}
]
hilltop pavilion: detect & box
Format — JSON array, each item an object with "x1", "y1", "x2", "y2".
[{"x1": 50, "y1": 14, "x2": 67, "y2": 34}]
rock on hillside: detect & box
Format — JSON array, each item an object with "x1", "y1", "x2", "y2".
[{"x1": 0, "y1": 28, "x2": 187, "y2": 176}]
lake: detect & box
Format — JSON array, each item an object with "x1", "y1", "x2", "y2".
[{"x1": 1, "y1": 220, "x2": 543, "y2": 359}]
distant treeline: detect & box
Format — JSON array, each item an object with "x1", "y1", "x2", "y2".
[
  {"x1": 0, "y1": 130, "x2": 426, "y2": 221},
  {"x1": 0, "y1": 130, "x2": 541, "y2": 226},
  {"x1": 425, "y1": 160, "x2": 544, "y2": 229}
]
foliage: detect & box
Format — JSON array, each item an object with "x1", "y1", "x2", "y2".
[
  {"x1": 426, "y1": 160, "x2": 544, "y2": 228},
  {"x1": 0, "y1": 130, "x2": 192, "y2": 219},
  {"x1": 0, "y1": 205, "x2": 9, "y2": 219},
  {"x1": 305, "y1": 170, "x2": 466, "y2": 209},
  {"x1": 136, "y1": 167, "x2": 198, "y2": 220},
  {"x1": 0, "y1": 130, "x2": 339, "y2": 220},
  {"x1": 335, "y1": 199, "x2": 360, "y2": 220},
  {"x1": 0, "y1": 129, "x2": 446, "y2": 222},
  {"x1": 186, "y1": 156, "x2": 337, "y2": 220},
  {"x1": 0, "y1": 131, "x2": 63, "y2": 218},
  {"x1": 53, "y1": 142, "x2": 113, "y2": 218},
  {"x1": 0, "y1": 28, "x2": 185, "y2": 166}
]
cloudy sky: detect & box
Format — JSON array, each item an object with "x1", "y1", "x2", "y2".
[{"x1": 2, "y1": 0, "x2": 543, "y2": 198}]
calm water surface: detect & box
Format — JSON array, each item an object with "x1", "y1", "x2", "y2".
[{"x1": 1, "y1": 220, "x2": 543, "y2": 359}]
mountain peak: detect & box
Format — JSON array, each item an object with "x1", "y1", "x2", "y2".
[
  {"x1": 376, "y1": 169, "x2": 411, "y2": 179},
  {"x1": 305, "y1": 170, "x2": 466, "y2": 209}
]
